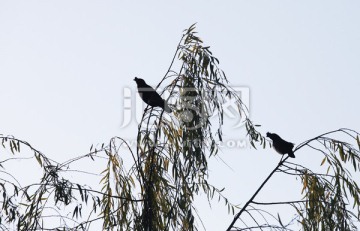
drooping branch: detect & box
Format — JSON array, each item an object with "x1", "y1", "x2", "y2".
[{"x1": 227, "y1": 128, "x2": 360, "y2": 230}]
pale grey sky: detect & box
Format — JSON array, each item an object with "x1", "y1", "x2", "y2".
[{"x1": 0, "y1": 1, "x2": 359, "y2": 230}]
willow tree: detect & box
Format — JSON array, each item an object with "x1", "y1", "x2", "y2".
[
  {"x1": 0, "y1": 24, "x2": 359, "y2": 231},
  {"x1": 226, "y1": 128, "x2": 360, "y2": 231},
  {"x1": 0, "y1": 24, "x2": 261, "y2": 230}
]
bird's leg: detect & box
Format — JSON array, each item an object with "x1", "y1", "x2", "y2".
[{"x1": 280, "y1": 155, "x2": 284, "y2": 163}]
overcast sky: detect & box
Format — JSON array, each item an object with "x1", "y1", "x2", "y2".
[{"x1": 0, "y1": 1, "x2": 359, "y2": 230}]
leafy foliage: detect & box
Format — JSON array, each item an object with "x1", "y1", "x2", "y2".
[
  {"x1": 227, "y1": 128, "x2": 360, "y2": 231},
  {"x1": 133, "y1": 23, "x2": 258, "y2": 230},
  {"x1": 0, "y1": 24, "x2": 259, "y2": 230},
  {"x1": 294, "y1": 129, "x2": 360, "y2": 230},
  {"x1": 1, "y1": 25, "x2": 359, "y2": 231}
]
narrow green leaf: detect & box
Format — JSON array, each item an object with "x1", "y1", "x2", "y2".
[
  {"x1": 35, "y1": 154, "x2": 42, "y2": 167},
  {"x1": 320, "y1": 156, "x2": 327, "y2": 166}
]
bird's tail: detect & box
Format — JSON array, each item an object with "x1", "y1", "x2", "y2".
[{"x1": 288, "y1": 151, "x2": 295, "y2": 158}]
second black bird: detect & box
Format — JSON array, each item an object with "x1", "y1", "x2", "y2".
[
  {"x1": 134, "y1": 77, "x2": 172, "y2": 113},
  {"x1": 266, "y1": 132, "x2": 295, "y2": 158}
]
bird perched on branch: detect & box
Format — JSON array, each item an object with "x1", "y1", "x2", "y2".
[
  {"x1": 134, "y1": 77, "x2": 172, "y2": 113},
  {"x1": 266, "y1": 132, "x2": 295, "y2": 158}
]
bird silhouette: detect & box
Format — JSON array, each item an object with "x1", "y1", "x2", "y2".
[
  {"x1": 134, "y1": 77, "x2": 172, "y2": 113},
  {"x1": 266, "y1": 132, "x2": 295, "y2": 158}
]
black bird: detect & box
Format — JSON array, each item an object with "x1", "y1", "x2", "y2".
[
  {"x1": 266, "y1": 132, "x2": 295, "y2": 158},
  {"x1": 134, "y1": 77, "x2": 172, "y2": 113}
]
